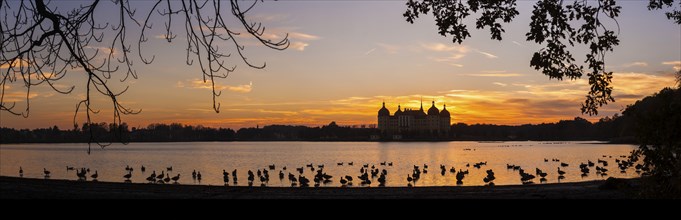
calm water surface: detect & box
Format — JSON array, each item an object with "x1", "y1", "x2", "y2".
[{"x1": 0, "y1": 141, "x2": 641, "y2": 187}]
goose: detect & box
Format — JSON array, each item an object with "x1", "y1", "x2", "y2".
[
  {"x1": 279, "y1": 171, "x2": 284, "y2": 180},
  {"x1": 91, "y1": 170, "x2": 99, "y2": 179},
  {"x1": 150, "y1": 171, "x2": 157, "y2": 179},
  {"x1": 232, "y1": 169, "x2": 238, "y2": 183},
  {"x1": 164, "y1": 173, "x2": 171, "y2": 183},
  {"x1": 557, "y1": 167, "x2": 566, "y2": 176},
  {"x1": 223, "y1": 173, "x2": 230, "y2": 184},
  {"x1": 269, "y1": 164, "x2": 276, "y2": 170},
  {"x1": 66, "y1": 166, "x2": 75, "y2": 171},
  {"x1": 288, "y1": 173, "x2": 297, "y2": 182},
  {"x1": 407, "y1": 174, "x2": 413, "y2": 182},
  {"x1": 43, "y1": 168, "x2": 51, "y2": 177},
  {"x1": 171, "y1": 174, "x2": 181, "y2": 183},
  {"x1": 124, "y1": 171, "x2": 132, "y2": 180},
  {"x1": 197, "y1": 172, "x2": 202, "y2": 181},
  {"x1": 348, "y1": 162, "x2": 354, "y2": 166},
  {"x1": 141, "y1": 165, "x2": 146, "y2": 172},
  {"x1": 340, "y1": 177, "x2": 347, "y2": 185},
  {"x1": 337, "y1": 162, "x2": 343, "y2": 166},
  {"x1": 19, "y1": 167, "x2": 23, "y2": 177},
  {"x1": 388, "y1": 162, "x2": 393, "y2": 166},
  {"x1": 345, "y1": 175, "x2": 353, "y2": 182},
  {"x1": 166, "y1": 166, "x2": 173, "y2": 171}
]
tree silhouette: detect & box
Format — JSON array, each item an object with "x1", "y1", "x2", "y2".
[
  {"x1": 0, "y1": 0, "x2": 288, "y2": 152},
  {"x1": 404, "y1": 0, "x2": 681, "y2": 115}
]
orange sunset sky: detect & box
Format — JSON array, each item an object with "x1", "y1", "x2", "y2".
[{"x1": 1, "y1": 1, "x2": 679, "y2": 130}]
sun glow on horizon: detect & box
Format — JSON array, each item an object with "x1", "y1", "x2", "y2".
[{"x1": 0, "y1": 1, "x2": 679, "y2": 130}]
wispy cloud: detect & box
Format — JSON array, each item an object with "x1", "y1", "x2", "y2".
[
  {"x1": 290, "y1": 42, "x2": 310, "y2": 51},
  {"x1": 259, "y1": 30, "x2": 319, "y2": 52},
  {"x1": 476, "y1": 50, "x2": 498, "y2": 59},
  {"x1": 0, "y1": 59, "x2": 30, "y2": 69},
  {"x1": 662, "y1": 61, "x2": 681, "y2": 71},
  {"x1": 512, "y1": 41, "x2": 523, "y2": 46},
  {"x1": 377, "y1": 43, "x2": 400, "y2": 54},
  {"x1": 364, "y1": 48, "x2": 376, "y2": 56},
  {"x1": 182, "y1": 79, "x2": 253, "y2": 93},
  {"x1": 251, "y1": 13, "x2": 290, "y2": 22},
  {"x1": 623, "y1": 61, "x2": 648, "y2": 67},
  {"x1": 289, "y1": 32, "x2": 320, "y2": 41},
  {"x1": 464, "y1": 73, "x2": 523, "y2": 77},
  {"x1": 493, "y1": 82, "x2": 507, "y2": 87},
  {"x1": 421, "y1": 43, "x2": 469, "y2": 53}
]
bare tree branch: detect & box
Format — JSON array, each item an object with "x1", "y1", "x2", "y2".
[{"x1": 1, "y1": 0, "x2": 289, "y2": 153}]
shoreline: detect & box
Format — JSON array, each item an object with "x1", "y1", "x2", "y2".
[
  {"x1": 1, "y1": 139, "x2": 633, "y2": 145},
  {"x1": 0, "y1": 176, "x2": 639, "y2": 199}
]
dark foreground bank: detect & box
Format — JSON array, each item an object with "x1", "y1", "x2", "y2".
[{"x1": 0, "y1": 176, "x2": 641, "y2": 199}]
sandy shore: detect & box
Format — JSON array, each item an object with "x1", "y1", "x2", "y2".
[{"x1": 0, "y1": 176, "x2": 639, "y2": 199}]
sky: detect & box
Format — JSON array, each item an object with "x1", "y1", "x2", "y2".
[{"x1": 1, "y1": 0, "x2": 680, "y2": 130}]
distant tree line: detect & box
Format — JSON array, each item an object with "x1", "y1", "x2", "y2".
[
  {"x1": 451, "y1": 115, "x2": 634, "y2": 142},
  {"x1": 0, "y1": 112, "x2": 639, "y2": 143}
]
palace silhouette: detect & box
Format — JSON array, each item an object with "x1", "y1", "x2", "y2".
[{"x1": 377, "y1": 101, "x2": 450, "y2": 137}]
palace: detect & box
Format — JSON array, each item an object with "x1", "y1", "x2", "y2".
[{"x1": 377, "y1": 101, "x2": 451, "y2": 136}]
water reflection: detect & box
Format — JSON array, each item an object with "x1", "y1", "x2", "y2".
[{"x1": 0, "y1": 141, "x2": 641, "y2": 187}]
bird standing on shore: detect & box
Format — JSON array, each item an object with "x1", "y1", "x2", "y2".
[
  {"x1": 124, "y1": 171, "x2": 132, "y2": 180},
  {"x1": 19, "y1": 167, "x2": 23, "y2": 177},
  {"x1": 172, "y1": 174, "x2": 180, "y2": 183},
  {"x1": 43, "y1": 168, "x2": 50, "y2": 178}
]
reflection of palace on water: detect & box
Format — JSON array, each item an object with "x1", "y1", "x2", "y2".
[{"x1": 377, "y1": 101, "x2": 451, "y2": 137}]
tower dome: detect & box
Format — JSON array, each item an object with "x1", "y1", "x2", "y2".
[
  {"x1": 440, "y1": 104, "x2": 450, "y2": 117},
  {"x1": 378, "y1": 102, "x2": 390, "y2": 116},
  {"x1": 427, "y1": 101, "x2": 439, "y2": 115},
  {"x1": 395, "y1": 105, "x2": 403, "y2": 116}
]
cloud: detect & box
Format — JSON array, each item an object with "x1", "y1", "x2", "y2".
[
  {"x1": 476, "y1": 50, "x2": 498, "y2": 59},
  {"x1": 421, "y1": 43, "x2": 469, "y2": 53},
  {"x1": 377, "y1": 43, "x2": 400, "y2": 54},
  {"x1": 289, "y1": 32, "x2": 320, "y2": 41},
  {"x1": 185, "y1": 79, "x2": 253, "y2": 93},
  {"x1": 290, "y1": 42, "x2": 310, "y2": 51},
  {"x1": 662, "y1": 61, "x2": 681, "y2": 71},
  {"x1": 464, "y1": 73, "x2": 524, "y2": 77},
  {"x1": 623, "y1": 62, "x2": 648, "y2": 67},
  {"x1": 251, "y1": 13, "x2": 290, "y2": 22},
  {"x1": 364, "y1": 48, "x2": 376, "y2": 56},
  {"x1": 433, "y1": 54, "x2": 466, "y2": 62},
  {"x1": 1, "y1": 91, "x2": 39, "y2": 102},
  {"x1": 512, "y1": 41, "x2": 523, "y2": 46},
  {"x1": 0, "y1": 59, "x2": 30, "y2": 69},
  {"x1": 258, "y1": 30, "x2": 319, "y2": 52},
  {"x1": 493, "y1": 82, "x2": 507, "y2": 87}
]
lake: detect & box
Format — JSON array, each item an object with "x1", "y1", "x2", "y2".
[{"x1": 0, "y1": 141, "x2": 641, "y2": 187}]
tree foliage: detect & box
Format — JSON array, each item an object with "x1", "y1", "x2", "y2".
[
  {"x1": 404, "y1": 0, "x2": 681, "y2": 115},
  {"x1": 623, "y1": 87, "x2": 681, "y2": 196},
  {"x1": 0, "y1": 0, "x2": 288, "y2": 152}
]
